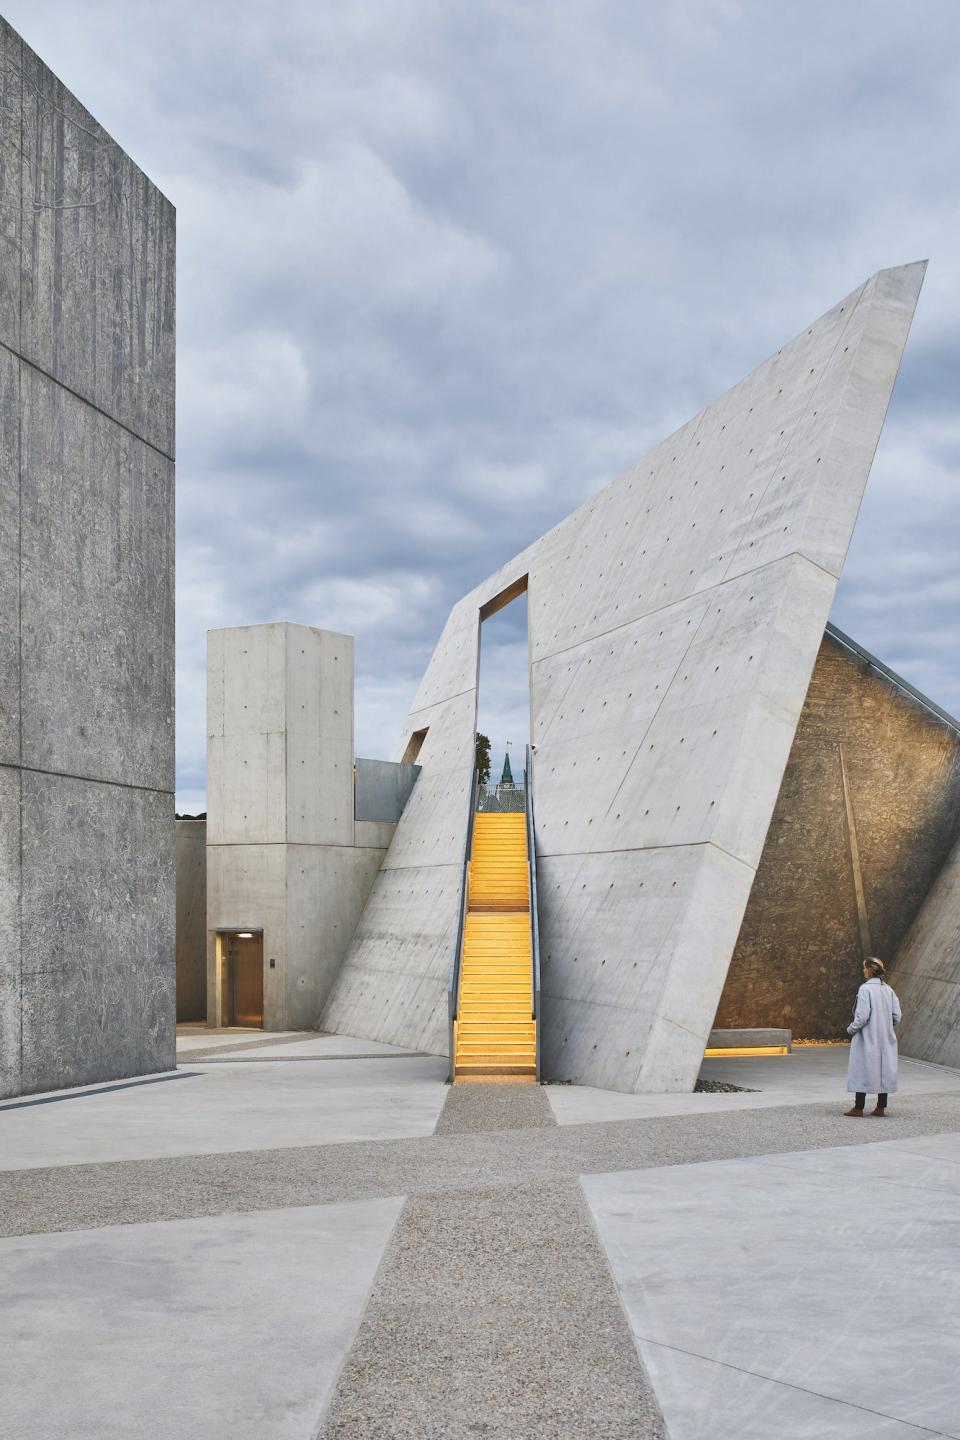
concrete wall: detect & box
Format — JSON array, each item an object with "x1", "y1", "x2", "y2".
[
  {"x1": 715, "y1": 628, "x2": 960, "y2": 1039},
  {"x1": 176, "y1": 821, "x2": 207, "y2": 1022},
  {"x1": 891, "y1": 838, "x2": 960, "y2": 1067},
  {"x1": 355, "y1": 759, "x2": 421, "y2": 823},
  {"x1": 206, "y1": 624, "x2": 395, "y2": 1030},
  {"x1": 0, "y1": 20, "x2": 175, "y2": 1097},
  {"x1": 321, "y1": 264, "x2": 926, "y2": 1092}
]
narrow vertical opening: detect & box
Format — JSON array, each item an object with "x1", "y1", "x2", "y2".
[{"x1": 476, "y1": 577, "x2": 530, "y2": 807}]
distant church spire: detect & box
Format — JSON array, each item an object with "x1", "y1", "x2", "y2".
[{"x1": 500, "y1": 750, "x2": 514, "y2": 785}]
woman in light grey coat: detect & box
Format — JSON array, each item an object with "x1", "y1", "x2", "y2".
[{"x1": 845, "y1": 957, "x2": 902, "y2": 1117}]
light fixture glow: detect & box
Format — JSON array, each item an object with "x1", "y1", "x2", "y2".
[
  {"x1": 703, "y1": 1046, "x2": 790, "y2": 1058},
  {"x1": 236, "y1": 932, "x2": 254, "y2": 939}
]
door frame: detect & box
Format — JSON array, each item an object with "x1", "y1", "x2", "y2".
[{"x1": 212, "y1": 927, "x2": 265, "y2": 1028}]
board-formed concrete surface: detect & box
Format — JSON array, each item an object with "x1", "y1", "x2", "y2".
[
  {"x1": 322, "y1": 263, "x2": 926, "y2": 1093},
  {"x1": 0, "y1": 17, "x2": 175, "y2": 1097},
  {"x1": 893, "y1": 836, "x2": 960, "y2": 1069},
  {"x1": 585, "y1": 1134, "x2": 960, "y2": 1438},
  {"x1": 1, "y1": 1199, "x2": 403, "y2": 1440}
]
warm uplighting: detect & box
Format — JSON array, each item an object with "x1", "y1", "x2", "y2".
[{"x1": 703, "y1": 1045, "x2": 790, "y2": 1058}]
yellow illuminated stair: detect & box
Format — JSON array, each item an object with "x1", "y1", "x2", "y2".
[{"x1": 455, "y1": 813, "x2": 535, "y2": 1077}]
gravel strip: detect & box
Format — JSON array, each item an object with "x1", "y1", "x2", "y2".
[
  {"x1": 316, "y1": 1181, "x2": 667, "y2": 1440},
  {"x1": 434, "y1": 1080, "x2": 556, "y2": 1134},
  {"x1": 3, "y1": 1093, "x2": 959, "y2": 1239}
]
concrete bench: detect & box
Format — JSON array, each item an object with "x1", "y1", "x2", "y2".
[{"x1": 706, "y1": 1028, "x2": 792, "y2": 1055}]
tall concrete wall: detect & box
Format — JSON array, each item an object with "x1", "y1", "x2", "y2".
[
  {"x1": 176, "y1": 820, "x2": 207, "y2": 1022},
  {"x1": 0, "y1": 21, "x2": 175, "y2": 1097},
  {"x1": 206, "y1": 624, "x2": 394, "y2": 1030},
  {"x1": 891, "y1": 838, "x2": 960, "y2": 1067},
  {"x1": 714, "y1": 628, "x2": 960, "y2": 1039},
  {"x1": 321, "y1": 264, "x2": 925, "y2": 1092}
]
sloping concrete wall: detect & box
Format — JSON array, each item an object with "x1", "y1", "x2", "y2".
[
  {"x1": 892, "y1": 838, "x2": 960, "y2": 1067},
  {"x1": 321, "y1": 264, "x2": 925, "y2": 1091},
  {"x1": 715, "y1": 629, "x2": 960, "y2": 1039},
  {"x1": 0, "y1": 20, "x2": 175, "y2": 1097},
  {"x1": 176, "y1": 821, "x2": 207, "y2": 1022}
]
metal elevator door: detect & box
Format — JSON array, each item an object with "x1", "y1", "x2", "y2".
[{"x1": 226, "y1": 934, "x2": 264, "y2": 1027}]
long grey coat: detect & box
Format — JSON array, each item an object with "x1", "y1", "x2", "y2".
[{"x1": 846, "y1": 978, "x2": 902, "y2": 1094}]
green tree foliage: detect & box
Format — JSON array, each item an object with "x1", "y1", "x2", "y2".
[{"x1": 475, "y1": 732, "x2": 491, "y2": 784}]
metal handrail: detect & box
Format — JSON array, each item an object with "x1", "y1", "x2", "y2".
[
  {"x1": 447, "y1": 762, "x2": 480, "y2": 1081},
  {"x1": 524, "y1": 743, "x2": 542, "y2": 1081}
]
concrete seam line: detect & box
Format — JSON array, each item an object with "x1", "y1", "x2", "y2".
[
  {"x1": 308, "y1": 1192, "x2": 410, "y2": 1440},
  {"x1": 0, "y1": 1071, "x2": 200, "y2": 1112},
  {"x1": 0, "y1": 336, "x2": 175, "y2": 462},
  {"x1": 576, "y1": 1176, "x2": 670, "y2": 1438},
  {"x1": 0, "y1": 760, "x2": 174, "y2": 796},
  {"x1": 631, "y1": 1335, "x2": 945, "y2": 1437}
]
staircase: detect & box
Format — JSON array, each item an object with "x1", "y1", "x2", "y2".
[{"x1": 454, "y1": 812, "x2": 536, "y2": 1077}]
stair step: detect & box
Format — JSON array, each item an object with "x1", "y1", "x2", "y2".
[
  {"x1": 457, "y1": 1038, "x2": 536, "y2": 1047},
  {"x1": 455, "y1": 1054, "x2": 537, "y2": 1065},
  {"x1": 460, "y1": 1013, "x2": 533, "y2": 1022},
  {"x1": 461, "y1": 981, "x2": 531, "y2": 988},
  {"x1": 455, "y1": 1065, "x2": 536, "y2": 1076}
]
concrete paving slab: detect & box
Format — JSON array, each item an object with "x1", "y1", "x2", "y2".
[
  {"x1": 546, "y1": 1047, "x2": 960, "y2": 1124},
  {"x1": 0, "y1": 1198, "x2": 403, "y2": 1440},
  {"x1": 174, "y1": 1026, "x2": 301, "y2": 1054},
  {"x1": 702, "y1": 1046, "x2": 960, "y2": 1095},
  {"x1": 204, "y1": 1034, "x2": 423, "y2": 1060},
  {"x1": 636, "y1": 1344, "x2": 940, "y2": 1440},
  {"x1": 0, "y1": 1055, "x2": 449, "y2": 1170},
  {"x1": 584, "y1": 1134, "x2": 960, "y2": 1439}
]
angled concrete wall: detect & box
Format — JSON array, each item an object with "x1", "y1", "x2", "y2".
[
  {"x1": 891, "y1": 838, "x2": 960, "y2": 1067},
  {"x1": 715, "y1": 627, "x2": 960, "y2": 1039},
  {"x1": 0, "y1": 20, "x2": 175, "y2": 1097},
  {"x1": 321, "y1": 264, "x2": 926, "y2": 1092}
]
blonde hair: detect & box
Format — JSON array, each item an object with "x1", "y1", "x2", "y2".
[{"x1": 864, "y1": 957, "x2": 886, "y2": 982}]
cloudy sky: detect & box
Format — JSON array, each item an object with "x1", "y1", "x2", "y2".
[{"x1": 9, "y1": 0, "x2": 960, "y2": 810}]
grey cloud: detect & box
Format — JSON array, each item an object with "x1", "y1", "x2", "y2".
[{"x1": 7, "y1": 0, "x2": 959, "y2": 807}]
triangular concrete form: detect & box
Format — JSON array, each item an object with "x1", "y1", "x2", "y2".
[
  {"x1": 321, "y1": 263, "x2": 926, "y2": 1093},
  {"x1": 892, "y1": 835, "x2": 960, "y2": 1067}
]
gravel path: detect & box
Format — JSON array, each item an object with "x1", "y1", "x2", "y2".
[
  {"x1": 3, "y1": 1091, "x2": 959, "y2": 1239},
  {"x1": 319, "y1": 1086, "x2": 667, "y2": 1438}
]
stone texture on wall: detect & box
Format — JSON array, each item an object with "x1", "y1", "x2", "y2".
[
  {"x1": 714, "y1": 629, "x2": 960, "y2": 1039},
  {"x1": 176, "y1": 821, "x2": 207, "y2": 1022},
  {"x1": 892, "y1": 837, "x2": 960, "y2": 1067},
  {"x1": 322, "y1": 264, "x2": 925, "y2": 1091},
  {"x1": 0, "y1": 19, "x2": 175, "y2": 1097}
]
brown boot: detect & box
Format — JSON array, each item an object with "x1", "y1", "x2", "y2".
[
  {"x1": 844, "y1": 1106, "x2": 864, "y2": 1117},
  {"x1": 870, "y1": 1104, "x2": 887, "y2": 1117}
]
